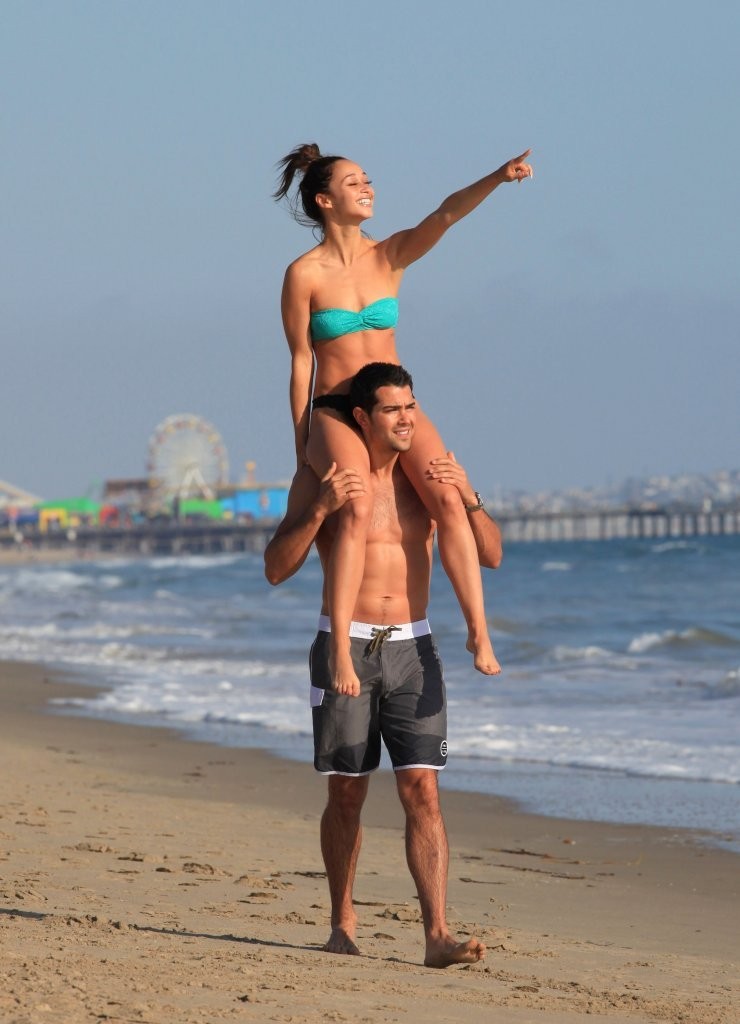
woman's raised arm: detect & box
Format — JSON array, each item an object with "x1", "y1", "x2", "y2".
[
  {"x1": 281, "y1": 262, "x2": 315, "y2": 467},
  {"x1": 383, "y1": 149, "x2": 532, "y2": 271}
]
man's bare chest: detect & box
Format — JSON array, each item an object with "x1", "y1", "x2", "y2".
[{"x1": 369, "y1": 475, "x2": 429, "y2": 539}]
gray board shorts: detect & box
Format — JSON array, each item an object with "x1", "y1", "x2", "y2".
[{"x1": 309, "y1": 618, "x2": 448, "y2": 776}]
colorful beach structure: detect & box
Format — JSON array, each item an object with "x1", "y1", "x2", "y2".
[{"x1": 0, "y1": 476, "x2": 290, "y2": 557}]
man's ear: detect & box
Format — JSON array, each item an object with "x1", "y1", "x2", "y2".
[{"x1": 352, "y1": 407, "x2": 368, "y2": 430}]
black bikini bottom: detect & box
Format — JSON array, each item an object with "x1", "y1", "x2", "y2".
[{"x1": 312, "y1": 393, "x2": 354, "y2": 424}]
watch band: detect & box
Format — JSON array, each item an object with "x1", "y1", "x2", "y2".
[{"x1": 464, "y1": 491, "x2": 485, "y2": 512}]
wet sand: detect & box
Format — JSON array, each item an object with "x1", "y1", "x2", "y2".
[{"x1": 1, "y1": 660, "x2": 738, "y2": 1023}]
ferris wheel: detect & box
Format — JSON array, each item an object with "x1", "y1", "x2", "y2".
[{"x1": 147, "y1": 414, "x2": 229, "y2": 499}]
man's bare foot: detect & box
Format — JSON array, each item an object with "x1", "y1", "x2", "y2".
[
  {"x1": 466, "y1": 635, "x2": 501, "y2": 675},
  {"x1": 330, "y1": 651, "x2": 362, "y2": 696},
  {"x1": 323, "y1": 926, "x2": 361, "y2": 956},
  {"x1": 424, "y1": 934, "x2": 486, "y2": 969}
]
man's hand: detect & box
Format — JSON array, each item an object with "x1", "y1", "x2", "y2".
[
  {"x1": 425, "y1": 452, "x2": 477, "y2": 508},
  {"x1": 317, "y1": 462, "x2": 366, "y2": 517}
]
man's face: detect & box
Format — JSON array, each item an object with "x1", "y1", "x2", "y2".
[{"x1": 362, "y1": 385, "x2": 416, "y2": 453}]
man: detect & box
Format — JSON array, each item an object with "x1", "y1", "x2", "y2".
[{"x1": 264, "y1": 362, "x2": 502, "y2": 968}]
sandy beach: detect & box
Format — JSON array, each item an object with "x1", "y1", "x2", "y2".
[{"x1": 1, "y1": 661, "x2": 738, "y2": 1024}]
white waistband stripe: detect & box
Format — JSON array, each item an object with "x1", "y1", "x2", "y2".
[{"x1": 318, "y1": 615, "x2": 431, "y2": 640}]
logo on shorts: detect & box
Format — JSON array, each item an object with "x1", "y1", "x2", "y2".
[{"x1": 440, "y1": 740, "x2": 448, "y2": 758}]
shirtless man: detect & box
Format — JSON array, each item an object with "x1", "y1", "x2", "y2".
[{"x1": 264, "y1": 362, "x2": 502, "y2": 968}]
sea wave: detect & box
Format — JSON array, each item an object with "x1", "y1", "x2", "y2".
[
  {"x1": 628, "y1": 627, "x2": 739, "y2": 654},
  {"x1": 650, "y1": 540, "x2": 702, "y2": 555},
  {"x1": 703, "y1": 668, "x2": 740, "y2": 700},
  {"x1": 148, "y1": 554, "x2": 245, "y2": 570},
  {"x1": 551, "y1": 644, "x2": 615, "y2": 662},
  {"x1": 449, "y1": 721, "x2": 740, "y2": 785}
]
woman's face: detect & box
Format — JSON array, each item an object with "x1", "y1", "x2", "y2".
[{"x1": 321, "y1": 160, "x2": 374, "y2": 222}]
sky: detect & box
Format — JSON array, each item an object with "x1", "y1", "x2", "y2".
[{"x1": 2, "y1": 0, "x2": 738, "y2": 500}]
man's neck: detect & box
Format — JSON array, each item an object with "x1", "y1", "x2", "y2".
[{"x1": 367, "y1": 446, "x2": 400, "y2": 481}]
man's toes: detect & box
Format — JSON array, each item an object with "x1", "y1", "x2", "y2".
[{"x1": 323, "y1": 929, "x2": 360, "y2": 956}]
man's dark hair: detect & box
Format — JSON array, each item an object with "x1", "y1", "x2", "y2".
[{"x1": 349, "y1": 362, "x2": 414, "y2": 414}]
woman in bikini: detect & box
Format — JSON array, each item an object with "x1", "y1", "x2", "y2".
[{"x1": 275, "y1": 143, "x2": 533, "y2": 696}]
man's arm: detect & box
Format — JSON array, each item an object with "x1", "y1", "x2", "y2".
[
  {"x1": 264, "y1": 463, "x2": 365, "y2": 585},
  {"x1": 425, "y1": 453, "x2": 503, "y2": 569}
]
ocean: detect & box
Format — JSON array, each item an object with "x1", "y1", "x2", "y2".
[{"x1": 1, "y1": 536, "x2": 738, "y2": 847}]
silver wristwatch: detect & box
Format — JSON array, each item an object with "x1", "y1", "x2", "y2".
[{"x1": 464, "y1": 491, "x2": 485, "y2": 512}]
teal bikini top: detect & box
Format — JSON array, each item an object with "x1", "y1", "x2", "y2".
[{"x1": 310, "y1": 296, "x2": 398, "y2": 343}]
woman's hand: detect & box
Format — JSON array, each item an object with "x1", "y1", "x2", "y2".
[
  {"x1": 425, "y1": 452, "x2": 477, "y2": 507},
  {"x1": 384, "y1": 148, "x2": 534, "y2": 269},
  {"x1": 498, "y1": 149, "x2": 534, "y2": 184}
]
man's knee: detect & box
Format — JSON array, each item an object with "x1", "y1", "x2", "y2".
[
  {"x1": 327, "y1": 776, "x2": 368, "y2": 819},
  {"x1": 396, "y1": 769, "x2": 441, "y2": 817}
]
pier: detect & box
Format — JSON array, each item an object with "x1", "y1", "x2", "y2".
[
  {"x1": 2, "y1": 502, "x2": 740, "y2": 559},
  {"x1": 496, "y1": 503, "x2": 740, "y2": 543},
  {"x1": 0, "y1": 519, "x2": 281, "y2": 559}
]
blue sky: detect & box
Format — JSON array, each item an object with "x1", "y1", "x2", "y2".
[{"x1": 2, "y1": 0, "x2": 738, "y2": 499}]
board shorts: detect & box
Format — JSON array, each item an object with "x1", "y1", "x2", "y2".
[{"x1": 309, "y1": 616, "x2": 448, "y2": 776}]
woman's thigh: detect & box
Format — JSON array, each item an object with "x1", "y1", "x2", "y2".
[{"x1": 307, "y1": 409, "x2": 371, "y2": 479}]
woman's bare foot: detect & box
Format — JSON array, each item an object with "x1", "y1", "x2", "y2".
[
  {"x1": 323, "y1": 926, "x2": 361, "y2": 956},
  {"x1": 424, "y1": 934, "x2": 486, "y2": 969},
  {"x1": 330, "y1": 647, "x2": 362, "y2": 696},
  {"x1": 466, "y1": 634, "x2": 501, "y2": 675}
]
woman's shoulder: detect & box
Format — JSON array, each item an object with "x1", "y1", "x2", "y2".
[
  {"x1": 287, "y1": 243, "x2": 323, "y2": 270},
  {"x1": 282, "y1": 246, "x2": 323, "y2": 292},
  {"x1": 284, "y1": 246, "x2": 324, "y2": 286}
]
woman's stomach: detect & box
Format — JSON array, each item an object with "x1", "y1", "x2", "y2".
[{"x1": 313, "y1": 332, "x2": 400, "y2": 395}]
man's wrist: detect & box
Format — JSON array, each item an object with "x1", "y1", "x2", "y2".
[
  {"x1": 464, "y1": 491, "x2": 485, "y2": 512},
  {"x1": 310, "y1": 500, "x2": 331, "y2": 526}
]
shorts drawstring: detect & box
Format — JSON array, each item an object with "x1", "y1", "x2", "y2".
[{"x1": 367, "y1": 625, "x2": 401, "y2": 654}]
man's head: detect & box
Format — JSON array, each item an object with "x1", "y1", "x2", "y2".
[{"x1": 350, "y1": 362, "x2": 416, "y2": 455}]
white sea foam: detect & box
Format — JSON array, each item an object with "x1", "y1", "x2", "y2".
[
  {"x1": 626, "y1": 627, "x2": 733, "y2": 654},
  {"x1": 551, "y1": 644, "x2": 614, "y2": 662},
  {"x1": 542, "y1": 561, "x2": 572, "y2": 571},
  {"x1": 448, "y1": 716, "x2": 740, "y2": 785},
  {"x1": 706, "y1": 669, "x2": 740, "y2": 700},
  {"x1": 628, "y1": 631, "x2": 673, "y2": 653},
  {"x1": 148, "y1": 554, "x2": 244, "y2": 570},
  {"x1": 10, "y1": 568, "x2": 91, "y2": 594},
  {"x1": 651, "y1": 540, "x2": 699, "y2": 554}
]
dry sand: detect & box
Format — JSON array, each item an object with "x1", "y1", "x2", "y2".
[{"x1": 1, "y1": 661, "x2": 738, "y2": 1024}]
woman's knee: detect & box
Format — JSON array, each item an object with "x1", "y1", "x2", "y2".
[
  {"x1": 337, "y1": 493, "x2": 372, "y2": 528},
  {"x1": 424, "y1": 483, "x2": 466, "y2": 520}
]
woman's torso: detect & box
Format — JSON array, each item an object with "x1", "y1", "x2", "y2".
[{"x1": 302, "y1": 239, "x2": 403, "y2": 396}]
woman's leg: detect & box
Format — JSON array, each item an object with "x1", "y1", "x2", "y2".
[
  {"x1": 400, "y1": 409, "x2": 500, "y2": 674},
  {"x1": 307, "y1": 410, "x2": 372, "y2": 696}
]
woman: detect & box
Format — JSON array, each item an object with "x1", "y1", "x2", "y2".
[{"x1": 275, "y1": 142, "x2": 533, "y2": 696}]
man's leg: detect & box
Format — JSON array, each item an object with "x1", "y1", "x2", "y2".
[
  {"x1": 395, "y1": 768, "x2": 486, "y2": 968},
  {"x1": 321, "y1": 774, "x2": 370, "y2": 955}
]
